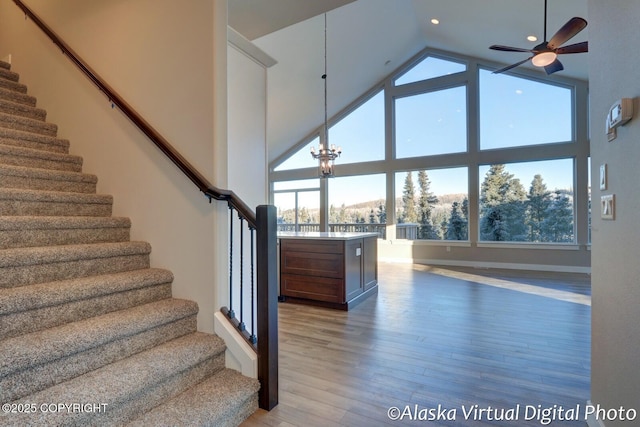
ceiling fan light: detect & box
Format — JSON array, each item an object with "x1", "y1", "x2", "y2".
[{"x1": 531, "y1": 51, "x2": 557, "y2": 67}]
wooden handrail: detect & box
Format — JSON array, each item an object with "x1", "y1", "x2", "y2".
[{"x1": 12, "y1": 0, "x2": 256, "y2": 227}]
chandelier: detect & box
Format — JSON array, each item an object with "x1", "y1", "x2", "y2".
[{"x1": 310, "y1": 13, "x2": 341, "y2": 178}]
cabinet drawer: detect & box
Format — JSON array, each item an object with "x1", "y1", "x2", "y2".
[
  {"x1": 280, "y1": 239, "x2": 343, "y2": 255},
  {"x1": 281, "y1": 250, "x2": 343, "y2": 279},
  {"x1": 280, "y1": 274, "x2": 343, "y2": 303}
]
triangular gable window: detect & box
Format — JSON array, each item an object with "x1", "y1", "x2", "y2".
[{"x1": 395, "y1": 56, "x2": 466, "y2": 86}]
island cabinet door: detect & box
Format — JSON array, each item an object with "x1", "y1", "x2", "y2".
[
  {"x1": 362, "y1": 236, "x2": 378, "y2": 291},
  {"x1": 280, "y1": 240, "x2": 344, "y2": 279},
  {"x1": 280, "y1": 239, "x2": 345, "y2": 303},
  {"x1": 344, "y1": 239, "x2": 363, "y2": 301}
]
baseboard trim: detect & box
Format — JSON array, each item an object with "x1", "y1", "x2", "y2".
[
  {"x1": 213, "y1": 312, "x2": 257, "y2": 378},
  {"x1": 378, "y1": 256, "x2": 591, "y2": 274},
  {"x1": 586, "y1": 401, "x2": 606, "y2": 427}
]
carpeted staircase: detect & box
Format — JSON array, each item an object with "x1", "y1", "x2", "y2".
[{"x1": 0, "y1": 60, "x2": 259, "y2": 426}]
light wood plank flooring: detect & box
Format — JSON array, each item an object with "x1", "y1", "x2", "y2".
[{"x1": 243, "y1": 263, "x2": 591, "y2": 426}]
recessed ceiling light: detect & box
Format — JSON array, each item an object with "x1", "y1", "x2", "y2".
[
  {"x1": 431, "y1": 18, "x2": 440, "y2": 25},
  {"x1": 527, "y1": 35, "x2": 538, "y2": 42}
]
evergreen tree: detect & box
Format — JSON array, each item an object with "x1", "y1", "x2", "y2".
[
  {"x1": 461, "y1": 197, "x2": 469, "y2": 220},
  {"x1": 401, "y1": 172, "x2": 418, "y2": 223},
  {"x1": 338, "y1": 203, "x2": 347, "y2": 223},
  {"x1": 446, "y1": 201, "x2": 467, "y2": 240},
  {"x1": 438, "y1": 211, "x2": 448, "y2": 239},
  {"x1": 460, "y1": 197, "x2": 469, "y2": 239},
  {"x1": 369, "y1": 209, "x2": 376, "y2": 224},
  {"x1": 329, "y1": 204, "x2": 338, "y2": 224},
  {"x1": 417, "y1": 170, "x2": 440, "y2": 239},
  {"x1": 480, "y1": 164, "x2": 527, "y2": 241},
  {"x1": 543, "y1": 190, "x2": 574, "y2": 242},
  {"x1": 526, "y1": 174, "x2": 552, "y2": 242},
  {"x1": 377, "y1": 204, "x2": 386, "y2": 224}
]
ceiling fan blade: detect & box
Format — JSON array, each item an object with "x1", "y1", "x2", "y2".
[
  {"x1": 544, "y1": 59, "x2": 564, "y2": 75},
  {"x1": 492, "y1": 57, "x2": 533, "y2": 74},
  {"x1": 490, "y1": 45, "x2": 533, "y2": 53},
  {"x1": 548, "y1": 17, "x2": 588, "y2": 49},
  {"x1": 556, "y1": 41, "x2": 588, "y2": 54}
]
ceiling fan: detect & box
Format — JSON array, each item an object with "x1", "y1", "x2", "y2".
[{"x1": 489, "y1": 0, "x2": 588, "y2": 75}]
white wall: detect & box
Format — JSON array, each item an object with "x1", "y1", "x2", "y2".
[
  {"x1": 588, "y1": 1, "x2": 640, "y2": 425},
  {"x1": 0, "y1": 0, "x2": 227, "y2": 333},
  {"x1": 228, "y1": 29, "x2": 273, "y2": 208}
]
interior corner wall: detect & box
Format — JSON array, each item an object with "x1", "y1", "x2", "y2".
[
  {"x1": 588, "y1": 1, "x2": 640, "y2": 425},
  {"x1": 0, "y1": 0, "x2": 225, "y2": 334},
  {"x1": 227, "y1": 44, "x2": 268, "y2": 208}
]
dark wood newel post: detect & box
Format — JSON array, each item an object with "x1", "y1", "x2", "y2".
[{"x1": 256, "y1": 205, "x2": 278, "y2": 410}]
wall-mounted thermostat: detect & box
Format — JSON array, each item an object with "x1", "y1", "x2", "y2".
[{"x1": 607, "y1": 98, "x2": 634, "y2": 142}]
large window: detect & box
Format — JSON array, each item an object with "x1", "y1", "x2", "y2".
[
  {"x1": 274, "y1": 137, "x2": 319, "y2": 172},
  {"x1": 479, "y1": 69, "x2": 572, "y2": 150},
  {"x1": 330, "y1": 91, "x2": 385, "y2": 164},
  {"x1": 328, "y1": 174, "x2": 386, "y2": 234},
  {"x1": 270, "y1": 48, "x2": 588, "y2": 257},
  {"x1": 395, "y1": 168, "x2": 468, "y2": 240},
  {"x1": 274, "y1": 180, "x2": 319, "y2": 232},
  {"x1": 395, "y1": 86, "x2": 467, "y2": 158},
  {"x1": 479, "y1": 159, "x2": 575, "y2": 243},
  {"x1": 395, "y1": 56, "x2": 466, "y2": 86}
]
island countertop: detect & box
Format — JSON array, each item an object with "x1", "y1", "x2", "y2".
[{"x1": 277, "y1": 231, "x2": 380, "y2": 241}]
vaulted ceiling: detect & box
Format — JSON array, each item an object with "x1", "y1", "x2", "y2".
[{"x1": 228, "y1": 0, "x2": 588, "y2": 163}]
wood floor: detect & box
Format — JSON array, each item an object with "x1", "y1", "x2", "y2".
[{"x1": 243, "y1": 263, "x2": 591, "y2": 426}]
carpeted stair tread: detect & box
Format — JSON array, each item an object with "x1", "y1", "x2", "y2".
[
  {"x1": 0, "y1": 111, "x2": 57, "y2": 137},
  {"x1": 0, "y1": 241, "x2": 151, "y2": 288},
  {"x1": 0, "y1": 215, "x2": 131, "y2": 249},
  {"x1": 0, "y1": 76, "x2": 27, "y2": 94},
  {"x1": 0, "y1": 300, "x2": 202, "y2": 408},
  {"x1": 0, "y1": 87, "x2": 37, "y2": 108},
  {"x1": 0, "y1": 332, "x2": 226, "y2": 427},
  {"x1": 0, "y1": 142, "x2": 82, "y2": 172},
  {"x1": 0, "y1": 267, "x2": 171, "y2": 316},
  {"x1": 0, "y1": 163, "x2": 97, "y2": 193},
  {"x1": 0, "y1": 128, "x2": 69, "y2": 153},
  {"x1": 0, "y1": 268, "x2": 174, "y2": 340},
  {"x1": 0, "y1": 60, "x2": 10, "y2": 70},
  {"x1": 0, "y1": 187, "x2": 110, "y2": 203},
  {"x1": 0, "y1": 66, "x2": 19, "y2": 83},
  {"x1": 0, "y1": 187, "x2": 113, "y2": 217},
  {"x1": 127, "y1": 368, "x2": 260, "y2": 427},
  {"x1": 0, "y1": 298, "x2": 198, "y2": 378},
  {"x1": 0, "y1": 97, "x2": 46, "y2": 121},
  {"x1": 0, "y1": 241, "x2": 149, "y2": 268}
]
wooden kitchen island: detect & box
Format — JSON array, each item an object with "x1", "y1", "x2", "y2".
[{"x1": 278, "y1": 232, "x2": 378, "y2": 310}]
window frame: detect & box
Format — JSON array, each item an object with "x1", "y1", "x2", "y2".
[{"x1": 268, "y1": 47, "x2": 590, "y2": 253}]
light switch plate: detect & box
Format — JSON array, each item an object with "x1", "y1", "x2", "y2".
[
  {"x1": 599, "y1": 164, "x2": 607, "y2": 190},
  {"x1": 601, "y1": 194, "x2": 615, "y2": 220}
]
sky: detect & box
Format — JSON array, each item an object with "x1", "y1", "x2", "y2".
[{"x1": 274, "y1": 57, "x2": 580, "y2": 210}]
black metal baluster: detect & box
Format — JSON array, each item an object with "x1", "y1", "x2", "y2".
[
  {"x1": 228, "y1": 205, "x2": 235, "y2": 319},
  {"x1": 250, "y1": 226, "x2": 257, "y2": 344},
  {"x1": 238, "y1": 216, "x2": 246, "y2": 332}
]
